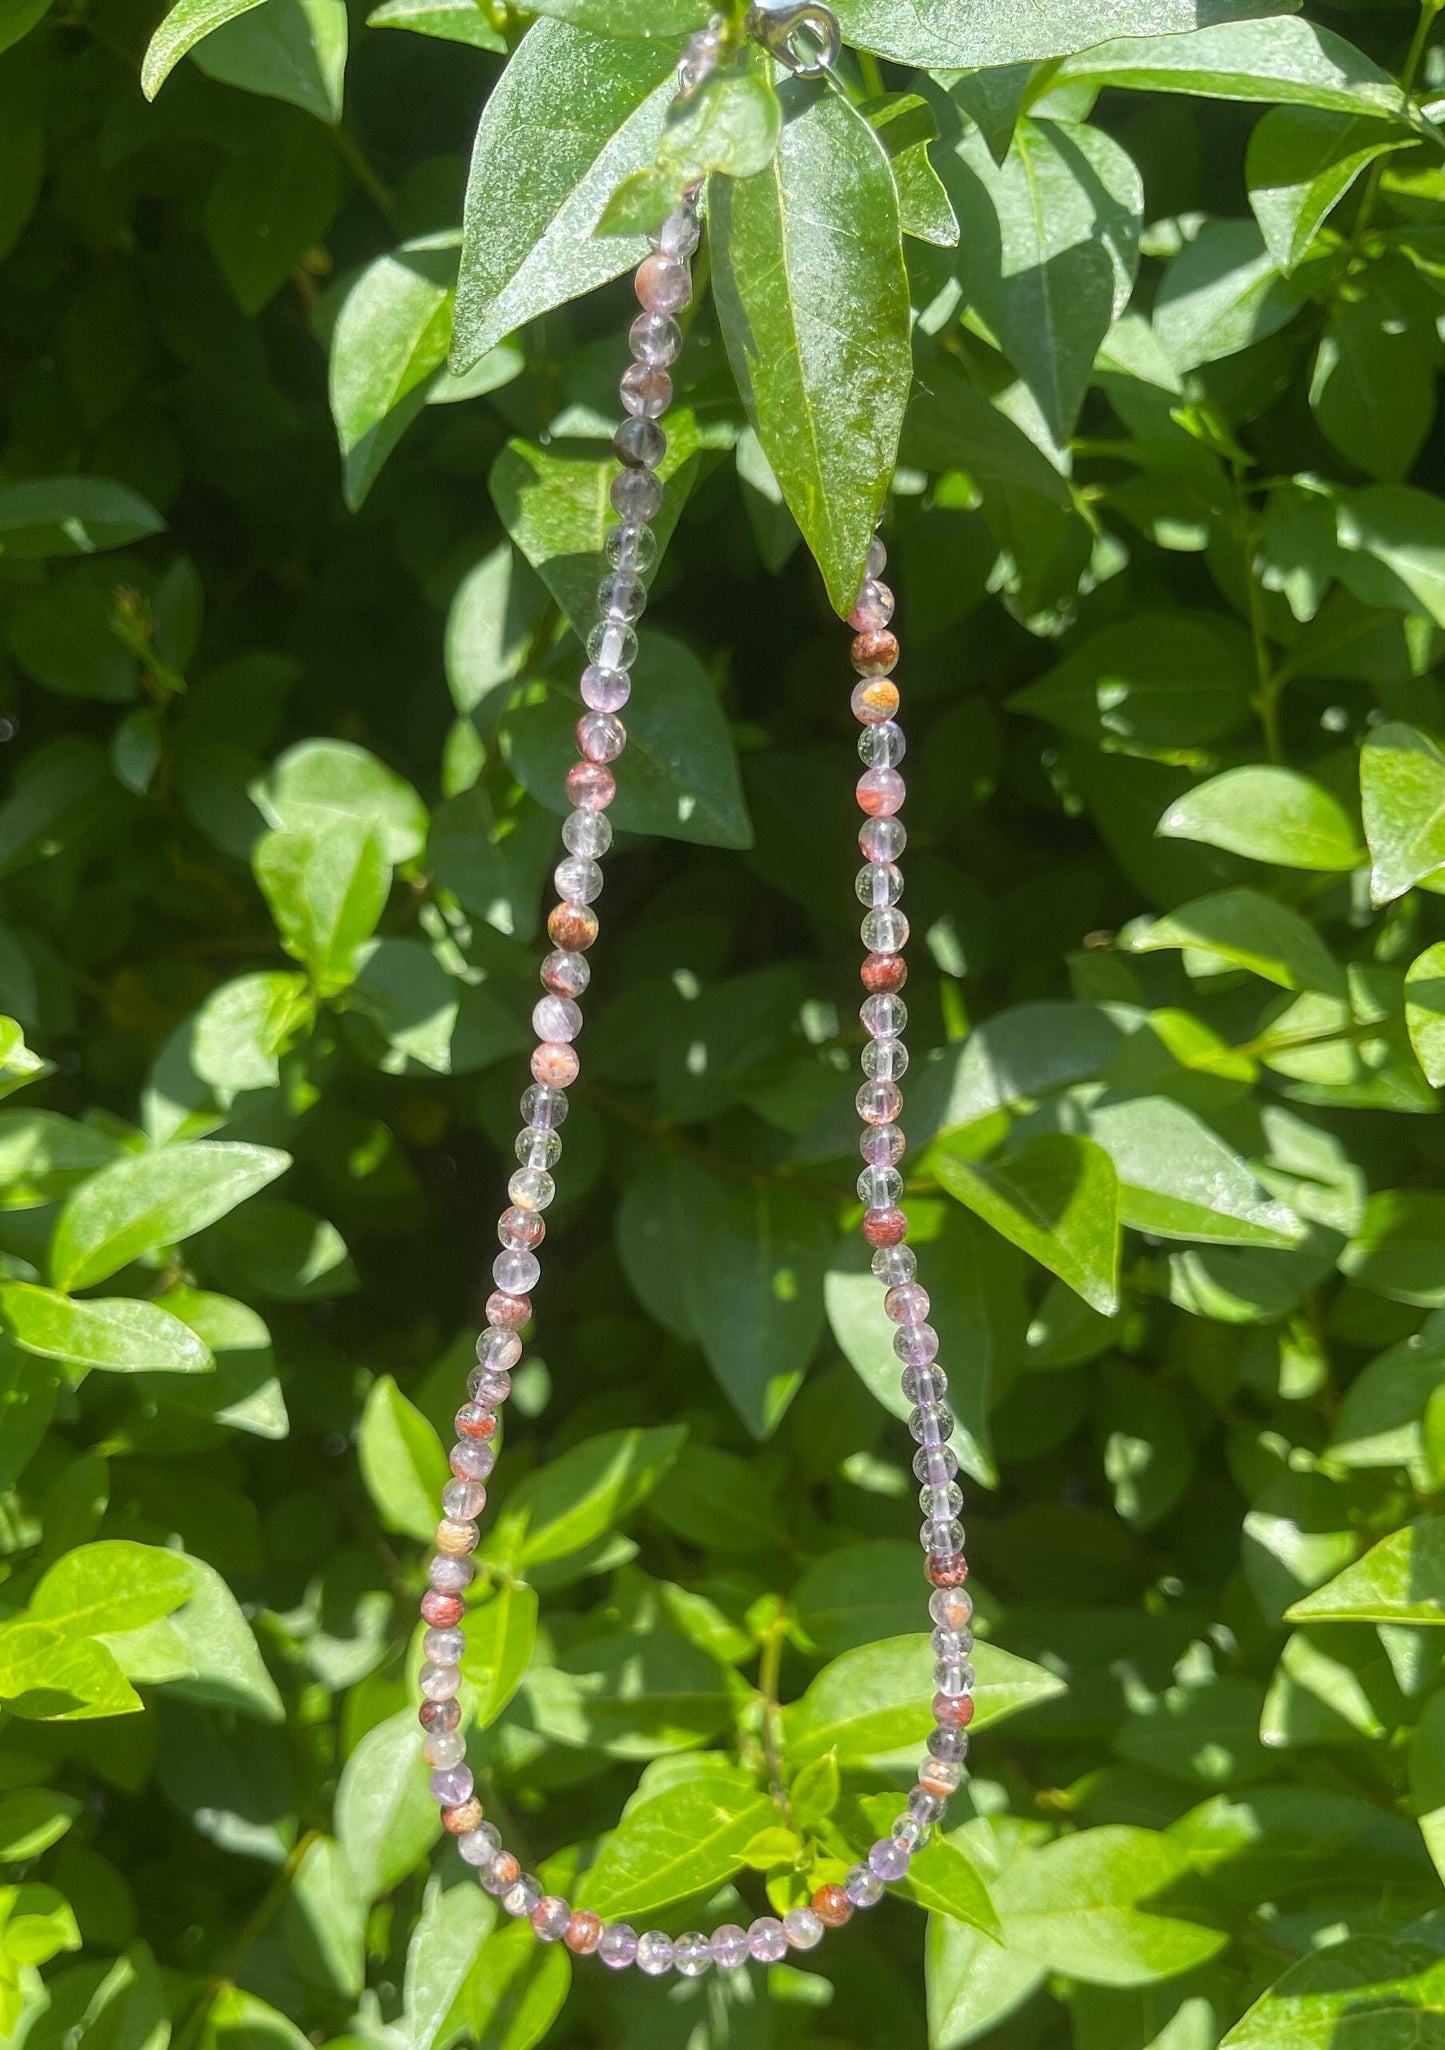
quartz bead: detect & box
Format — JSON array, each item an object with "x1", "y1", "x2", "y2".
[
  {"x1": 857, "y1": 767, "x2": 905, "y2": 817},
  {"x1": 783, "y1": 1907, "x2": 824, "y2": 1951},
  {"x1": 429, "y1": 1765, "x2": 472, "y2": 1806},
  {"x1": 420, "y1": 1660, "x2": 461, "y2": 1702},
  {"x1": 481, "y1": 1851, "x2": 521, "y2": 1895},
  {"x1": 494, "y1": 1249, "x2": 541, "y2": 1294},
  {"x1": 598, "y1": 569, "x2": 647, "y2": 621},
  {"x1": 421, "y1": 1591, "x2": 464, "y2": 1630},
  {"x1": 635, "y1": 252, "x2": 691, "y2": 313},
  {"x1": 657, "y1": 202, "x2": 701, "y2": 259},
  {"x1": 857, "y1": 1079, "x2": 902, "y2": 1124},
  {"x1": 587, "y1": 620, "x2": 637, "y2": 671},
  {"x1": 567, "y1": 760, "x2": 617, "y2": 811},
  {"x1": 674, "y1": 1932, "x2": 711, "y2": 1976},
  {"x1": 599, "y1": 1923, "x2": 639, "y2": 1969},
  {"x1": 459, "y1": 1822, "x2": 501, "y2": 1866},
  {"x1": 910, "y1": 1402, "x2": 955, "y2": 1446},
  {"x1": 614, "y1": 418, "x2": 665, "y2": 471},
  {"x1": 541, "y1": 947, "x2": 590, "y2": 1002},
  {"x1": 892, "y1": 1814, "x2": 926, "y2": 1852},
  {"x1": 450, "y1": 1439, "x2": 494, "y2": 1483},
  {"x1": 868, "y1": 1837, "x2": 911, "y2": 1882},
  {"x1": 895, "y1": 1322, "x2": 940, "y2": 1366},
  {"x1": 470, "y1": 1369, "x2": 511, "y2": 1408},
  {"x1": 859, "y1": 815, "x2": 906, "y2": 862},
  {"x1": 935, "y1": 1656, "x2": 975, "y2": 1693},
  {"x1": 747, "y1": 1917, "x2": 787, "y2": 1963},
  {"x1": 927, "y1": 1552, "x2": 970, "y2": 1589},
  {"x1": 611, "y1": 467, "x2": 664, "y2": 522},
  {"x1": 637, "y1": 1931, "x2": 675, "y2": 1976},
  {"x1": 909, "y1": 1787, "x2": 948, "y2": 1826},
  {"x1": 435, "y1": 1518, "x2": 479, "y2": 1557},
  {"x1": 629, "y1": 309, "x2": 681, "y2": 366},
  {"x1": 565, "y1": 1911, "x2": 603, "y2": 1954},
  {"x1": 918, "y1": 1756, "x2": 964, "y2": 1799},
  {"x1": 934, "y1": 1690, "x2": 975, "y2": 1728},
  {"x1": 886, "y1": 1282, "x2": 930, "y2": 1323},
  {"x1": 555, "y1": 856, "x2": 603, "y2": 905},
  {"x1": 862, "y1": 1039, "x2": 908, "y2": 1082},
  {"x1": 932, "y1": 1626, "x2": 970, "y2": 1660},
  {"x1": 856, "y1": 861, "x2": 903, "y2": 909},
  {"x1": 812, "y1": 1885, "x2": 852, "y2": 1928},
  {"x1": 442, "y1": 1477, "x2": 486, "y2": 1520},
  {"x1": 862, "y1": 992, "x2": 906, "y2": 1039},
  {"x1": 424, "y1": 1730, "x2": 464, "y2": 1768},
  {"x1": 499, "y1": 1210, "x2": 543, "y2": 1254},
  {"x1": 845, "y1": 1863, "x2": 884, "y2": 1908},
  {"x1": 872, "y1": 1242, "x2": 916, "y2": 1287},
  {"x1": 516, "y1": 1129, "x2": 563, "y2": 1174},
  {"x1": 577, "y1": 711, "x2": 626, "y2": 763},
  {"x1": 549, "y1": 901, "x2": 599, "y2": 951},
  {"x1": 851, "y1": 676, "x2": 899, "y2": 724},
  {"x1": 455, "y1": 1406, "x2": 498, "y2": 1446},
  {"x1": 445, "y1": 1792, "x2": 480, "y2": 1833},
  {"x1": 923, "y1": 1517, "x2": 966, "y2": 1555},
  {"x1": 504, "y1": 1875, "x2": 543, "y2": 1918},
  {"x1": 862, "y1": 908, "x2": 909, "y2": 953},
  {"x1": 427, "y1": 1554, "x2": 473, "y2": 1595},
  {"x1": 853, "y1": 629, "x2": 899, "y2": 676},
  {"x1": 849, "y1": 578, "x2": 895, "y2": 631},
  {"x1": 930, "y1": 1586, "x2": 973, "y2": 1630},
  {"x1": 530, "y1": 1042, "x2": 579, "y2": 1089},
  {"x1": 477, "y1": 1329, "x2": 522, "y2": 1372},
  {"x1": 712, "y1": 1924, "x2": 750, "y2": 1969},
  {"x1": 423, "y1": 1624, "x2": 467, "y2": 1666},
  {"x1": 562, "y1": 808, "x2": 612, "y2": 858},
  {"x1": 531, "y1": 1896, "x2": 571, "y2": 1940},
  {"x1": 867, "y1": 535, "x2": 887, "y2": 577},
  {"x1": 533, "y1": 995, "x2": 582, "y2": 1044},
  {"x1": 928, "y1": 1725, "x2": 969, "y2": 1763},
  {"x1": 863, "y1": 1206, "x2": 906, "y2": 1248},
  {"x1": 914, "y1": 1444, "x2": 957, "y2": 1487},
  {"x1": 522, "y1": 1083, "x2": 569, "y2": 1129},
  {"x1": 620, "y1": 362, "x2": 671, "y2": 417},
  {"x1": 903, "y1": 1364, "x2": 948, "y2": 1406},
  {"x1": 509, "y1": 1167, "x2": 555, "y2": 1211},
  {"x1": 606, "y1": 523, "x2": 656, "y2": 574},
  {"x1": 921, "y1": 1485, "x2": 964, "y2": 1526},
  {"x1": 581, "y1": 662, "x2": 631, "y2": 712},
  {"x1": 858, "y1": 720, "x2": 906, "y2": 769},
  {"x1": 861, "y1": 1121, "x2": 905, "y2": 1168},
  {"x1": 419, "y1": 1702, "x2": 459, "y2": 1743},
  {"x1": 858, "y1": 1165, "x2": 902, "y2": 1207},
  {"x1": 861, "y1": 951, "x2": 907, "y2": 994}
]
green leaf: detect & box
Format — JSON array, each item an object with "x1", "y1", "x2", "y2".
[
  {"x1": 32, "y1": 1539, "x2": 194, "y2": 1636},
  {"x1": 0, "y1": 1017, "x2": 51, "y2": 1100},
  {"x1": 1159, "y1": 766, "x2": 1362, "y2": 871},
  {"x1": 402, "y1": 1878, "x2": 495, "y2": 2050},
  {"x1": 0, "y1": 477, "x2": 164, "y2": 558},
  {"x1": 711, "y1": 81, "x2": 911, "y2": 616},
  {"x1": 933, "y1": 1131, "x2": 1121, "y2": 1316},
  {"x1": 1010, "y1": 610, "x2": 1254, "y2": 750},
  {"x1": 366, "y1": 0, "x2": 504, "y2": 45},
  {"x1": 286, "y1": 1835, "x2": 367, "y2": 1999},
  {"x1": 335, "y1": 1706, "x2": 441, "y2": 1902},
  {"x1": 1342, "y1": 1191, "x2": 1445, "y2": 1306},
  {"x1": 1052, "y1": 20, "x2": 1410, "y2": 119},
  {"x1": 358, "y1": 1374, "x2": 449, "y2": 1543},
  {"x1": 49, "y1": 1139, "x2": 291, "y2": 1291},
  {"x1": 901, "y1": 1835, "x2": 1002, "y2": 1941},
  {"x1": 1121, "y1": 887, "x2": 1347, "y2": 995},
  {"x1": 257, "y1": 736, "x2": 427, "y2": 861},
  {"x1": 492, "y1": 1425, "x2": 686, "y2": 1569},
  {"x1": 1411, "y1": 1689, "x2": 1445, "y2": 1885},
  {"x1": 1311, "y1": 299, "x2": 1435, "y2": 484},
  {"x1": 1220, "y1": 1935, "x2": 1445, "y2": 2048},
  {"x1": 344, "y1": 938, "x2": 462, "y2": 1076},
  {"x1": 142, "y1": 0, "x2": 266, "y2": 93},
  {"x1": 1336, "y1": 487, "x2": 1445, "y2": 628},
  {"x1": 452, "y1": 19, "x2": 678, "y2": 371},
  {"x1": 255, "y1": 823, "x2": 388, "y2": 998},
  {"x1": 1407, "y1": 943, "x2": 1445, "y2": 1087},
  {"x1": 1329, "y1": 1329, "x2": 1445, "y2": 1469},
  {"x1": 944, "y1": 117, "x2": 1142, "y2": 443},
  {"x1": 461, "y1": 1580, "x2": 538, "y2": 1730},
  {"x1": 992, "y1": 1825, "x2": 1226, "y2": 1986},
  {"x1": 0, "y1": 0, "x2": 53, "y2": 57},
  {"x1": 506, "y1": 635, "x2": 752, "y2": 850},
  {"x1": 525, "y1": 0, "x2": 707, "y2": 28},
  {"x1": 190, "y1": 972, "x2": 313, "y2": 1095},
  {"x1": 151, "y1": 1288, "x2": 288, "y2": 1438},
  {"x1": 648, "y1": 1442, "x2": 787, "y2": 1551},
  {"x1": 575, "y1": 1760, "x2": 775, "y2": 1917},
  {"x1": 445, "y1": 543, "x2": 547, "y2": 725},
  {"x1": 0, "y1": 1284, "x2": 215, "y2": 1377},
  {"x1": 863, "y1": 93, "x2": 957, "y2": 247},
  {"x1": 190, "y1": 0, "x2": 347, "y2": 125},
  {"x1": 0, "y1": 1110, "x2": 121, "y2": 1209},
  {"x1": 1248, "y1": 108, "x2": 1414, "y2": 273},
  {"x1": 1113, "y1": 1675, "x2": 1271, "y2": 1785},
  {"x1": 0, "y1": 1344, "x2": 58, "y2": 1490},
  {"x1": 1154, "y1": 219, "x2": 1319, "y2": 373},
  {"x1": 205, "y1": 107, "x2": 342, "y2": 313},
  {"x1": 600, "y1": 66, "x2": 781, "y2": 237},
  {"x1": 523, "y1": 1629, "x2": 731, "y2": 1757},
  {"x1": 0, "y1": 1788, "x2": 78, "y2": 1860},
  {"x1": 1361, "y1": 722, "x2": 1445, "y2": 906},
  {"x1": 831, "y1": 0, "x2": 1277, "y2": 67},
  {"x1": 782, "y1": 1634, "x2": 1064, "y2": 1768},
  {"x1": 792, "y1": 1542, "x2": 931, "y2": 1657},
  {"x1": 111, "y1": 1553, "x2": 284, "y2": 1719},
  {"x1": 1286, "y1": 1519, "x2": 1445, "y2": 1625},
  {"x1": 0, "y1": 1618, "x2": 141, "y2": 1720}
]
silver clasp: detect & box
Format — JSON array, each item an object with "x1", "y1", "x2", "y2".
[{"x1": 745, "y1": 1, "x2": 840, "y2": 76}]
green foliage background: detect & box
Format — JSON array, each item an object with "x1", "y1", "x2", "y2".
[{"x1": 6, "y1": 0, "x2": 1445, "y2": 2044}]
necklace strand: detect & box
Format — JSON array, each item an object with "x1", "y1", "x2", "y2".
[{"x1": 409, "y1": 23, "x2": 973, "y2": 1977}]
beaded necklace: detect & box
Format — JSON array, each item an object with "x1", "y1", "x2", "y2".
[{"x1": 409, "y1": 5, "x2": 973, "y2": 1981}]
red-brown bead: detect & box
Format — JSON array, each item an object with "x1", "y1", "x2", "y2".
[
  {"x1": 549, "y1": 902, "x2": 599, "y2": 951},
  {"x1": 812, "y1": 1884, "x2": 852, "y2": 1928},
  {"x1": 443, "y1": 1799, "x2": 483, "y2": 1836},
  {"x1": 926, "y1": 1554, "x2": 970, "y2": 1589},
  {"x1": 861, "y1": 952, "x2": 907, "y2": 994},
  {"x1": 863, "y1": 1206, "x2": 907, "y2": 1248},
  {"x1": 421, "y1": 1591, "x2": 464, "y2": 1629},
  {"x1": 566, "y1": 761, "x2": 616, "y2": 810},
  {"x1": 455, "y1": 1403, "x2": 497, "y2": 1441},
  {"x1": 933, "y1": 1691, "x2": 974, "y2": 1728},
  {"x1": 852, "y1": 629, "x2": 899, "y2": 676},
  {"x1": 565, "y1": 1910, "x2": 603, "y2": 1954}
]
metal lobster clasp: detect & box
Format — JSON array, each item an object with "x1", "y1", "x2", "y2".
[{"x1": 745, "y1": 1, "x2": 840, "y2": 76}]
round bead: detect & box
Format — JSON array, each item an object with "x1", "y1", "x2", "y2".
[
  {"x1": 606, "y1": 523, "x2": 656, "y2": 574},
  {"x1": 531, "y1": 1042, "x2": 579, "y2": 1089},
  {"x1": 581, "y1": 663, "x2": 631, "y2": 712},
  {"x1": 845, "y1": 1863, "x2": 884, "y2": 1908},
  {"x1": 862, "y1": 908, "x2": 909, "y2": 953},
  {"x1": 711, "y1": 1924, "x2": 750, "y2": 1969},
  {"x1": 858, "y1": 720, "x2": 906, "y2": 769},
  {"x1": 674, "y1": 1932, "x2": 711, "y2": 1977},
  {"x1": 812, "y1": 1885, "x2": 852, "y2": 1928},
  {"x1": 637, "y1": 1931, "x2": 675, "y2": 1976},
  {"x1": 599, "y1": 1923, "x2": 639, "y2": 1969},
  {"x1": 910, "y1": 1402, "x2": 955, "y2": 1446},
  {"x1": 851, "y1": 677, "x2": 899, "y2": 724},
  {"x1": 862, "y1": 993, "x2": 907, "y2": 1039},
  {"x1": 504, "y1": 1876, "x2": 544, "y2": 1919},
  {"x1": 747, "y1": 1916, "x2": 787, "y2": 1963},
  {"x1": 849, "y1": 578, "x2": 895, "y2": 632},
  {"x1": 556, "y1": 857, "x2": 603, "y2": 906},
  {"x1": 635, "y1": 252, "x2": 691, "y2": 313},
  {"x1": 904, "y1": 1364, "x2": 948, "y2": 1407},
  {"x1": 928, "y1": 1725, "x2": 969, "y2": 1763},
  {"x1": 568, "y1": 760, "x2": 617, "y2": 811},
  {"x1": 621, "y1": 363, "x2": 671, "y2": 417},
  {"x1": 934, "y1": 1691, "x2": 975, "y2": 1728},
  {"x1": 873, "y1": 1243, "x2": 916, "y2": 1285},
  {"x1": 862, "y1": 1039, "x2": 908, "y2": 1082},
  {"x1": 857, "y1": 767, "x2": 905, "y2": 817},
  {"x1": 516, "y1": 1124, "x2": 562, "y2": 1171},
  {"x1": 509, "y1": 1167, "x2": 555, "y2": 1211},
  {"x1": 896, "y1": 1322, "x2": 940, "y2": 1366},
  {"x1": 424, "y1": 1729, "x2": 464, "y2": 1768},
  {"x1": 421, "y1": 1590, "x2": 464, "y2": 1628},
  {"x1": 565, "y1": 1911, "x2": 603, "y2": 1954},
  {"x1": 450, "y1": 1437, "x2": 494, "y2": 1482},
  {"x1": 563, "y1": 808, "x2": 612, "y2": 858},
  {"x1": 533, "y1": 996, "x2": 582, "y2": 1044},
  {"x1": 934, "y1": 1654, "x2": 974, "y2": 1692},
  {"x1": 481, "y1": 1851, "x2": 521, "y2": 1894},
  {"x1": 892, "y1": 1814, "x2": 926, "y2": 1852},
  {"x1": 863, "y1": 1206, "x2": 907, "y2": 1248},
  {"x1": 423, "y1": 1625, "x2": 466, "y2": 1666},
  {"x1": 856, "y1": 861, "x2": 903, "y2": 909},
  {"x1": 429, "y1": 1764, "x2": 472, "y2": 1806},
  {"x1": 459, "y1": 1822, "x2": 500, "y2": 1867},
  {"x1": 587, "y1": 620, "x2": 637, "y2": 671},
  {"x1": 860, "y1": 816, "x2": 906, "y2": 862},
  {"x1": 548, "y1": 902, "x2": 599, "y2": 952},
  {"x1": 909, "y1": 1787, "x2": 948, "y2": 1826},
  {"x1": 494, "y1": 1249, "x2": 541, "y2": 1294},
  {"x1": 927, "y1": 1554, "x2": 970, "y2": 1589},
  {"x1": 578, "y1": 712, "x2": 626, "y2": 763},
  {"x1": 597, "y1": 568, "x2": 648, "y2": 623},
  {"x1": 532, "y1": 1897, "x2": 572, "y2": 1941},
  {"x1": 858, "y1": 1166, "x2": 902, "y2": 1208},
  {"x1": 885, "y1": 1282, "x2": 930, "y2": 1324},
  {"x1": 657, "y1": 202, "x2": 700, "y2": 259},
  {"x1": 930, "y1": 1586, "x2": 974, "y2": 1630},
  {"x1": 443, "y1": 1797, "x2": 483, "y2": 1836},
  {"x1": 867, "y1": 535, "x2": 887, "y2": 576},
  {"x1": 853, "y1": 629, "x2": 899, "y2": 676},
  {"x1": 521, "y1": 1083, "x2": 569, "y2": 1130},
  {"x1": 611, "y1": 467, "x2": 664, "y2": 522},
  {"x1": 861, "y1": 951, "x2": 908, "y2": 994},
  {"x1": 442, "y1": 1477, "x2": 486, "y2": 1520},
  {"x1": 919, "y1": 1757, "x2": 964, "y2": 1798},
  {"x1": 434, "y1": 1519, "x2": 478, "y2": 1559},
  {"x1": 427, "y1": 1554, "x2": 473, "y2": 1595},
  {"x1": 868, "y1": 1837, "x2": 910, "y2": 1882},
  {"x1": 629, "y1": 309, "x2": 681, "y2": 366},
  {"x1": 469, "y1": 1369, "x2": 511, "y2": 1408},
  {"x1": 476, "y1": 1329, "x2": 522, "y2": 1372},
  {"x1": 454, "y1": 1406, "x2": 497, "y2": 1446},
  {"x1": 861, "y1": 1121, "x2": 905, "y2": 1168},
  {"x1": 857, "y1": 1080, "x2": 902, "y2": 1125},
  {"x1": 783, "y1": 1907, "x2": 824, "y2": 1951}
]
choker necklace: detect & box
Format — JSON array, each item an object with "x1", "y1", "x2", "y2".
[{"x1": 407, "y1": 6, "x2": 973, "y2": 1980}]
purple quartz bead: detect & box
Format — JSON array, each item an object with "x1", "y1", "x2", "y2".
[
  {"x1": 868, "y1": 1837, "x2": 911, "y2": 1883},
  {"x1": 429, "y1": 1765, "x2": 473, "y2": 1807},
  {"x1": 599, "y1": 1923, "x2": 639, "y2": 1968},
  {"x1": 783, "y1": 1907, "x2": 824, "y2": 1950},
  {"x1": 711, "y1": 1924, "x2": 750, "y2": 1969},
  {"x1": 845, "y1": 1863, "x2": 884, "y2": 1908},
  {"x1": 459, "y1": 1822, "x2": 501, "y2": 1867},
  {"x1": 748, "y1": 1917, "x2": 787, "y2": 1963},
  {"x1": 581, "y1": 663, "x2": 631, "y2": 713}
]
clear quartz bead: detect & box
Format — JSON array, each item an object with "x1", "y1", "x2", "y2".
[
  {"x1": 563, "y1": 809, "x2": 613, "y2": 858},
  {"x1": 521, "y1": 1083, "x2": 568, "y2": 1129},
  {"x1": 935, "y1": 1658, "x2": 975, "y2": 1693},
  {"x1": 606, "y1": 522, "x2": 657, "y2": 573},
  {"x1": 611, "y1": 468, "x2": 663, "y2": 522},
  {"x1": 862, "y1": 1039, "x2": 908, "y2": 1081},
  {"x1": 895, "y1": 1322, "x2": 940, "y2": 1367},
  {"x1": 845, "y1": 1863, "x2": 884, "y2": 1908},
  {"x1": 915, "y1": 1445, "x2": 959, "y2": 1487},
  {"x1": 867, "y1": 536, "x2": 887, "y2": 577},
  {"x1": 494, "y1": 1249, "x2": 540, "y2": 1294},
  {"x1": 862, "y1": 993, "x2": 906, "y2": 1039},
  {"x1": 783, "y1": 1907, "x2": 824, "y2": 1950},
  {"x1": 859, "y1": 720, "x2": 906, "y2": 768},
  {"x1": 509, "y1": 1167, "x2": 555, "y2": 1211},
  {"x1": 909, "y1": 1402, "x2": 955, "y2": 1447},
  {"x1": 442, "y1": 1478, "x2": 485, "y2": 1520},
  {"x1": 910, "y1": 1786, "x2": 948, "y2": 1826},
  {"x1": 533, "y1": 995, "x2": 582, "y2": 1044},
  {"x1": 517, "y1": 1130, "x2": 561, "y2": 1178},
  {"x1": 856, "y1": 861, "x2": 903, "y2": 908},
  {"x1": 862, "y1": 907, "x2": 909, "y2": 953},
  {"x1": 599, "y1": 1923, "x2": 639, "y2": 1969},
  {"x1": 892, "y1": 1815, "x2": 926, "y2": 1852},
  {"x1": 424, "y1": 1729, "x2": 464, "y2": 1767},
  {"x1": 597, "y1": 572, "x2": 647, "y2": 623},
  {"x1": 458, "y1": 1822, "x2": 501, "y2": 1866},
  {"x1": 933, "y1": 1626, "x2": 972, "y2": 1660},
  {"x1": 902, "y1": 1363, "x2": 948, "y2": 1406},
  {"x1": 578, "y1": 711, "x2": 626, "y2": 763},
  {"x1": 921, "y1": 1483, "x2": 964, "y2": 1521},
  {"x1": 712, "y1": 1924, "x2": 750, "y2": 1969},
  {"x1": 554, "y1": 856, "x2": 603, "y2": 905},
  {"x1": 922, "y1": 1517, "x2": 966, "y2": 1553},
  {"x1": 857, "y1": 1165, "x2": 903, "y2": 1207},
  {"x1": 504, "y1": 1876, "x2": 543, "y2": 1918},
  {"x1": 674, "y1": 1932, "x2": 711, "y2": 1977},
  {"x1": 861, "y1": 1122, "x2": 905, "y2": 1167},
  {"x1": 637, "y1": 1931, "x2": 675, "y2": 1976},
  {"x1": 872, "y1": 1244, "x2": 917, "y2": 1286},
  {"x1": 587, "y1": 620, "x2": 638, "y2": 670},
  {"x1": 747, "y1": 1917, "x2": 787, "y2": 1963},
  {"x1": 860, "y1": 816, "x2": 906, "y2": 862}
]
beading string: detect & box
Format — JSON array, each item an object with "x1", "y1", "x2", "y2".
[{"x1": 407, "y1": 15, "x2": 974, "y2": 1975}]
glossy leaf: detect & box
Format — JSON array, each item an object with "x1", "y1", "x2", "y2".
[
  {"x1": 50, "y1": 1140, "x2": 291, "y2": 1291},
  {"x1": 1361, "y1": 721, "x2": 1445, "y2": 905},
  {"x1": 1012, "y1": 610, "x2": 1254, "y2": 750},
  {"x1": 1248, "y1": 107, "x2": 1415, "y2": 272},
  {"x1": 1122, "y1": 888, "x2": 1347, "y2": 995},
  {"x1": 1053, "y1": 19, "x2": 1409, "y2": 118},
  {"x1": 491, "y1": 1425, "x2": 686, "y2": 1569},
  {"x1": 358, "y1": 1374, "x2": 449, "y2": 1542},
  {"x1": 0, "y1": 1284, "x2": 216, "y2": 1377},
  {"x1": 576, "y1": 1761, "x2": 774, "y2": 1916},
  {"x1": 189, "y1": 0, "x2": 347, "y2": 125},
  {"x1": 831, "y1": 0, "x2": 1275, "y2": 67},
  {"x1": 335, "y1": 1706, "x2": 441, "y2": 1902},
  {"x1": 1158, "y1": 766, "x2": 1362, "y2": 870},
  {"x1": 933, "y1": 1131, "x2": 1122, "y2": 1316},
  {"x1": 782, "y1": 1634, "x2": 1064, "y2": 1767},
  {"x1": 0, "y1": 477, "x2": 164, "y2": 557},
  {"x1": 1407, "y1": 942, "x2": 1445, "y2": 1087},
  {"x1": 1286, "y1": 1519, "x2": 1445, "y2": 1625}
]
